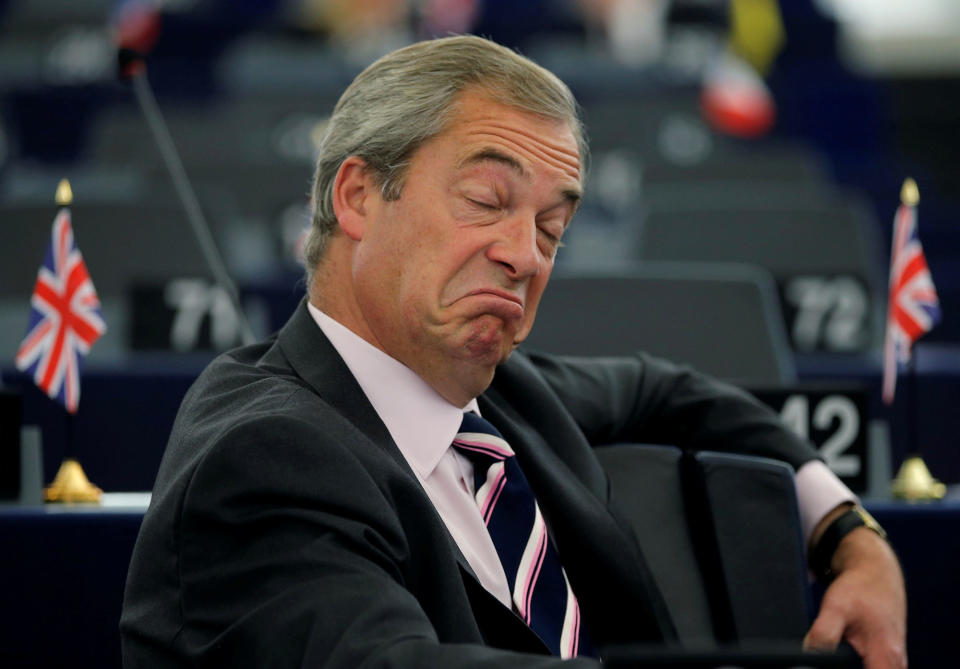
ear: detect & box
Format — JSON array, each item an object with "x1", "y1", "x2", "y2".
[{"x1": 331, "y1": 156, "x2": 373, "y2": 241}]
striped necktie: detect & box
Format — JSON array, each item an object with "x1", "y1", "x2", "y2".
[{"x1": 452, "y1": 411, "x2": 595, "y2": 658}]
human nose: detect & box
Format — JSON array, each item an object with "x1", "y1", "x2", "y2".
[{"x1": 486, "y1": 213, "x2": 541, "y2": 281}]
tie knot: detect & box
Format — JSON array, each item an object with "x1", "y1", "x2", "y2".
[{"x1": 452, "y1": 412, "x2": 515, "y2": 464}]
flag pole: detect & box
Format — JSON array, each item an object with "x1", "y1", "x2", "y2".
[
  {"x1": 891, "y1": 345, "x2": 946, "y2": 500},
  {"x1": 888, "y1": 178, "x2": 945, "y2": 500},
  {"x1": 906, "y1": 352, "x2": 919, "y2": 458},
  {"x1": 42, "y1": 180, "x2": 103, "y2": 504}
]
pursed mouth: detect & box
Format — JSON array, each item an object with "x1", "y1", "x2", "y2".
[
  {"x1": 466, "y1": 288, "x2": 523, "y2": 308},
  {"x1": 455, "y1": 289, "x2": 526, "y2": 324}
]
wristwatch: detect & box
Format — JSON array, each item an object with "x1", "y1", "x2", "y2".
[{"x1": 809, "y1": 505, "x2": 888, "y2": 581}]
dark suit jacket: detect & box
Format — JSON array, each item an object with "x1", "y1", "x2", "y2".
[{"x1": 120, "y1": 300, "x2": 818, "y2": 668}]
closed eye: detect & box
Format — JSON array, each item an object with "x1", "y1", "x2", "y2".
[
  {"x1": 538, "y1": 228, "x2": 565, "y2": 259},
  {"x1": 467, "y1": 198, "x2": 500, "y2": 211},
  {"x1": 539, "y1": 228, "x2": 564, "y2": 245}
]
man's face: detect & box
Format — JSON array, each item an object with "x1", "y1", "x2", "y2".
[{"x1": 346, "y1": 90, "x2": 582, "y2": 405}]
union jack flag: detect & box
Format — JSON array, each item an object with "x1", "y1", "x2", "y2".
[
  {"x1": 882, "y1": 190, "x2": 940, "y2": 405},
  {"x1": 15, "y1": 208, "x2": 106, "y2": 413}
]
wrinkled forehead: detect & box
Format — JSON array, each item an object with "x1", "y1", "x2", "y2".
[{"x1": 443, "y1": 89, "x2": 583, "y2": 185}]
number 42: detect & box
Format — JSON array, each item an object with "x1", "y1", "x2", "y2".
[{"x1": 779, "y1": 394, "x2": 861, "y2": 477}]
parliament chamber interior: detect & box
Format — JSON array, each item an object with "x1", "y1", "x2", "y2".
[{"x1": 1, "y1": 0, "x2": 959, "y2": 667}]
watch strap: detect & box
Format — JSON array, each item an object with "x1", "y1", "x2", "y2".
[{"x1": 809, "y1": 506, "x2": 887, "y2": 581}]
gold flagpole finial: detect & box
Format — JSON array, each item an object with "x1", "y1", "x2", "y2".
[
  {"x1": 900, "y1": 178, "x2": 919, "y2": 207},
  {"x1": 55, "y1": 179, "x2": 73, "y2": 206}
]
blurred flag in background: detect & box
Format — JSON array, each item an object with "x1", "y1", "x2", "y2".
[
  {"x1": 882, "y1": 178, "x2": 940, "y2": 405},
  {"x1": 15, "y1": 194, "x2": 106, "y2": 414}
]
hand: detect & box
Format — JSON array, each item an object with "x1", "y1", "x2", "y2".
[{"x1": 803, "y1": 527, "x2": 907, "y2": 669}]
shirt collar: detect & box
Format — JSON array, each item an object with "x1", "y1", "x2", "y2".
[{"x1": 307, "y1": 302, "x2": 479, "y2": 480}]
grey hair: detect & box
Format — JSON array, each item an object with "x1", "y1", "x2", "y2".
[{"x1": 303, "y1": 34, "x2": 587, "y2": 280}]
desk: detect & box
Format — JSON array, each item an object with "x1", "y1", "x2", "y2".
[
  {"x1": 0, "y1": 500, "x2": 954, "y2": 668},
  {"x1": 0, "y1": 500, "x2": 146, "y2": 669},
  {"x1": 866, "y1": 501, "x2": 960, "y2": 669}
]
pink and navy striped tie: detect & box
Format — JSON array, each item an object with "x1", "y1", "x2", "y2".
[{"x1": 453, "y1": 412, "x2": 594, "y2": 658}]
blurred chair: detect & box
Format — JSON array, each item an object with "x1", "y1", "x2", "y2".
[
  {"x1": 636, "y1": 195, "x2": 881, "y2": 282},
  {"x1": 1, "y1": 200, "x2": 210, "y2": 301},
  {"x1": 583, "y1": 96, "x2": 832, "y2": 187},
  {"x1": 634, "y1": 193, "x2": 886, "y2": 354},
  {"x1": 524, "y1": 262, "x2": 795, "y2": 385},
  {"x1": 86, "y1": 94, "x2": 338, "y2": 170},
  {"x1": 595, "y1": 444, "x2": 813, "y2": 647}
]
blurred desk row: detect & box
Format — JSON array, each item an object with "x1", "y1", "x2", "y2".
[
  {"x1": 6, "y1": 345, "x2": 960, "y2": 497},
  {"x1": 0, "y1": 498, "x2": 956, "y2": 669}
]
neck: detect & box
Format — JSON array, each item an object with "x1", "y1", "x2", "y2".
[{"x1": 308, "y1": 241, "x2": 374, "y2": 345}]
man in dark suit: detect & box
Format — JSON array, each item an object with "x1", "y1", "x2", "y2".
[{"x1": 121, "y1": 35, "x2": 906, "y2": 668}]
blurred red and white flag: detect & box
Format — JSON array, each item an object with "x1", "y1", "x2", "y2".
[
  {"x1": 15, "y1": 203, "x2": 106, "y2": 413},
  {"x1": 882, "y1": 179, "x2": 940, "y2": 405}
]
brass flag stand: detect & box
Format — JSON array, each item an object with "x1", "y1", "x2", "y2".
[
  {"x1": 891, "y1": 455, "x2": 946, "y2": 501},
  {"x1": 44, "y1": 457, "x2": 103, "y2": 503}
]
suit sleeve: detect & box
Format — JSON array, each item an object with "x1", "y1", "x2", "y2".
[
  {"x1": 169, "y1": 411, "x2": 598, "y2": 669},
  {"x1": 523, "y1": 349, "x2": 819, "y2": 470}
]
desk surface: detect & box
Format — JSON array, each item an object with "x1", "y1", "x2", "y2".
[{"x1": 0, "y1": 491, "x2": 151, "y2": 514}]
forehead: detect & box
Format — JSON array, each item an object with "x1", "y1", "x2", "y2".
[{"x1": 437, "y1": 91, "x2": 582, "y2": 186}]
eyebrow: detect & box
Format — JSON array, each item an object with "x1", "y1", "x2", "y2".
[
  {"x1": 459, "y1": 147, "x2": 582, "y2": 208},
  {"x1": 459, "y1": 148, "x2": 526, "y2": 177}
]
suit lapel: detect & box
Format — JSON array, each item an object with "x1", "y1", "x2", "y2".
[
  {"x1": 275, "y1": 301, "x2": 407, "y2": 471},
  {"x1": 275, "y1": 302, "x2": 472, "y2": 570}
]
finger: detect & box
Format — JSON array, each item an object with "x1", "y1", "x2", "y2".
[
  {"x1": 803, "y1": 608, "x2": 846, "y2": 653},
  {"x1": 858, "y1": 633, "x2": 908, "y2": 669}
]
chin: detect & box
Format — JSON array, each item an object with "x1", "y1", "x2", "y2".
[{"x1": 460, "y1": 318, "x2": 515, "y2": 366}]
